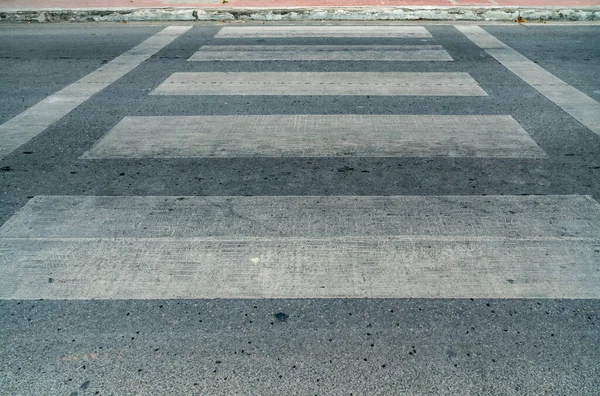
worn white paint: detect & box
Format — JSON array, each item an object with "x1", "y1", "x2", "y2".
[
  {"x1": 1, "y1": 236, "x2": 598, "y2": 300},
  {"x1": 456, "y1": 25, "x2": 600, "y2": 137},
  {"x1": 214, "y1": 26, "x2": 433, "y2": 38},
  {"x1": 0, "y1": 26, "x2": 192, "y2": 160},
  {"x1": 189, "y1": 45, "x2": 453, "y2": 61},
  {"x1": 81, "y1": 115, "x2": 546, "y2": 159},
  {"x1": 1, "y1": 195, "x2": 599, "y2": 300},
  {"x1": 3, "y1": 195, "x2": 598, "y2": 239},
  {"x1": 151, "y1": 72, "x2": 488, "y2": 96}
]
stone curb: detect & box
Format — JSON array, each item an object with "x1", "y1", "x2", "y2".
[{"x1": 1, "y1": 6, "x2": 599, "y2": 23}]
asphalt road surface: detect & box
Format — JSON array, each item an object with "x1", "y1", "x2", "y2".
[{"x1": 1, "y1": 22, "x2": 599, "y2": 395}]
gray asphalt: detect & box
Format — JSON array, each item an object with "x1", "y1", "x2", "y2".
[{"x1": 0, "y1": 22, "x2": 599, "y2": 395}]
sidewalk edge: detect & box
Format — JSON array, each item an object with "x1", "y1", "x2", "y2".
[{"x1": 1, "y1": 6, "x2": 599, "y2": 23}]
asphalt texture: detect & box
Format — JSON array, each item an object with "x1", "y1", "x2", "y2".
[{"x1": 1, "y1": 22, "x2": 600, "y2": 395}]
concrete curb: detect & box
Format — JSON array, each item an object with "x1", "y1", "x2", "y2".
[{"x1": 1, "y1": 6, "x2": 599, "y2": 23}]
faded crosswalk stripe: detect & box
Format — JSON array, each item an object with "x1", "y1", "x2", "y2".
[
  {"x1": 214, "y1": 26, "x2": 432, "y2": 38},
  {"x1": 81, "y1": 115, "x2": 546, "y2": 159},
  {"x1": 189, "y1": 45, "x2": 453, "y2": 62},
  {"x1": 151, "y1": 72, "x2": 487, "y2": 96},
  {"x1": 1, "y1": 195, "x2": 598, "y2": 300},
  {"x1": 0, "y1": 26, "x2": 192, "y2": 161},
  {"x1": 456, "y1": 25, "x2": 600, "y2": 137}
]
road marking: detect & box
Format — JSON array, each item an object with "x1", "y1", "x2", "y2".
[
  {"x1": 456, "y1": 25, "x2": 600, "y2": 137},
  {"x1": 81, "y1": 115, "x2": 546, "y2": 159},
  {"x1": 189, "y1": 45, "x2": 453, "y2": 61},
  {"x1": 3, "y1": 195, "x2": 597, "y2": 239},
  {"x1": 215, "y1": 26, "x2": 432, "y2": 38},
  {"x1": 1, "y1": 195, "x2": 599, "y2": 300},
  {"x1": 151, "y1": 72, "x2": 487, "y2": 96},
  {"x1": 1, "y1": 237, "x2": 598, "y2": 300},
  {"x1": 0, "y1": 26, "x2": 192, "y2": 160}
]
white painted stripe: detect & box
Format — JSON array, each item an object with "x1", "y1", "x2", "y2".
[
  {"x1": 456, "y1": 25, "x2": 600, "y2": 137},
  {"x1": 196, "y1": 45, "x2": 445, "y2": 52},
  {"x1": 151, "y1": 72, "x2": 487, "y2": 96},
  {"x1": 215, "y1": 26, "x2": 432, "y2": 38},
  {"x1": 1, "y1": 195, "x2": 599, "y2": 299},
  {"x1": 0, "y1": 26, "x2": 192, "y2": 160},
  {"x1": 81, "y1": 115, "x2": 546, "y2": 159},
  {"x1": 2, "y1": 195, "x2": 599, "y2": 239},
  {"x1": 188, "y1": 45, "x2": 453, "y2": 61},
  {"x1": 1, "y1": 237, "x2": 598, "y2": 299}
]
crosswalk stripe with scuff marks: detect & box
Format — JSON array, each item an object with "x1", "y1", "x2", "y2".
[
  {"x1": 1, "y1": 195, "x2": 599, "y2": 300},
  {"x1": 214, "y1": 26, "x2": 433, "y2": 38},
  {"x1": 81, "y1": 115, "x2": 546, "y2": 159},
  {"x1": 151, "y1": 72, "x2": 488, "y2": 96},
  {"x1": 189, "y1": 45, "x2": 453, "y2": 61}
]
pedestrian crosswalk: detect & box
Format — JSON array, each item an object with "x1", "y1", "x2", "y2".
[{"x1": 1, "y1": 25, "x2": 599, "y2": 301}]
